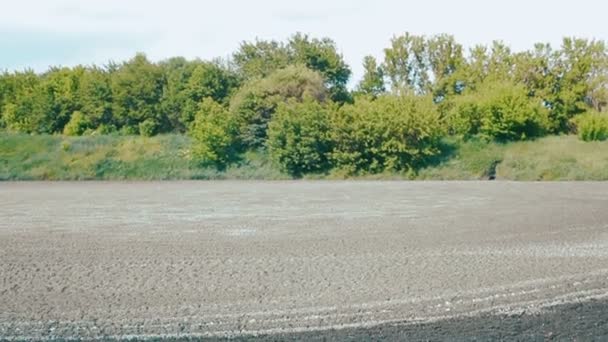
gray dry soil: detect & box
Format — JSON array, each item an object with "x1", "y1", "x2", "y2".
[{"x1": 1, "y1": 181, "x2": 608, "y2": 341}]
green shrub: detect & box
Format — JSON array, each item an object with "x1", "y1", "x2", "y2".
[
  {"x1": 119, "y1": 125, "x2": 139, "y2": 136},
  {"x1": 96, "y1": 124, "x2": 117, "y2": 135},
  {"x1": 572, "y1": 112, "x2": 608, "y2": 141},
  {"x1": 447, "y1": 81, "x2": 550, "y2": 141},
  {"x1": 267, "y1": 99, "x2": 334, "y2": 176},
  {"x1": 138, "y1": 118, "x2": 158, "y2": 137},
  {"x1": 331, "y1": 94, "x2": 445, "y2": 175},
  {"x1": 189, "y1": 98, "x2": 239, "y2": 168},
  {"x1": 63, "y1": 111, "x2": 91, "y2": 136}
]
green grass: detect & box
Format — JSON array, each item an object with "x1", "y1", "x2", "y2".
[
  {"x1": 497, "y1": 135, "x2": 608, "y2": 181},
  {"x1": 1, "y1": 133, "x2": 608, "y2": 181}
]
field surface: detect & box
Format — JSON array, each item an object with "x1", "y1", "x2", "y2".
[{"x1": 1, "y1": 181, "x2": 608, "y2": 340}]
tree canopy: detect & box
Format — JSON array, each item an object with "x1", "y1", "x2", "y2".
[{"x1": 1, "y1": 33, "x2": 607, "y2": 175}]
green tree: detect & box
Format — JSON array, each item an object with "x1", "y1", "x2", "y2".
[
  {"x1": 189, "y1": 98, "x2": 239, "y2": 168},
  {"x1": 230, "y1": 65, "x2": 327, "y2": 148},
  {"x1": 181, "y1": 61, "x2": 240, "y2": 125},
  {"x1": 2, "y1": 71, "x2": 41, "y2": 133},
  {"x1": 383, "y1": 33, "x2": 429, "y2": 94},
  {"x1": 79, "y1": 66, "x2": 114, "y2": 131},
  {"x1": 427, "y1": 34, "x2": 464, "y2": 99},
  {"x1": 288, "y1": 33, "x2": 352, "y2": 102},
  {"x1": 111, "y1": 53, "x2": 166, "y2": 134},
  {"x1": 158, "y1": 57, "x2": 195, "y2": 132},
  {"x1": 160, "y1": 58, "x2": 240, "y2": 132},
  {"x1": 357, "y1": 56, "x2": 385, "y2": 97},
  {"x1": 233, "y1": 34, "x2": 351, "y2": 102},
  {"x1": 26, "y1": 67, "x2": 84, "y2": 134},
  {"x1": 538, "y1": 38, "x2": 608, "y2": 132},
  {"x1": 233, "y1": 40, "x2": 291, "y2": 79},
  {"x1": 267, "y1": 99, "x2": 334, "y2": 176}
]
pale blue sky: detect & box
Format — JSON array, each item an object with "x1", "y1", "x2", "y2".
[{"x1": 1, "y1": 0, "x2": 606, "y2": 83}]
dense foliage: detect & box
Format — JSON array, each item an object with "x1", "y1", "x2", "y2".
[
  {"x1": 571, "y1": 111, "x2": 608, "y2": 141},
  {"x1": 1, "y1": 33, "x2": 606, "y2": 176},
  {"x1": 331, "y1": 94, "x2": 444, "y2": 175},
  {"x1": 189, "y1": 98, "x2": 240, "y2": 168},
  {"x1": 267, "y1": 99, "x2": 334, "y2": 176}
]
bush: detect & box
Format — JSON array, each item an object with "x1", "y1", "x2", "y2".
[
  {"x1": 230, "y1": 65, "x2": 327, "y2": 148},
  {"x1": 572, "y1": 112, "x2": 608, "y2": 141},
  {"x1": 267, "y1": 99, "x2": 334, "y2": 176},
  {"x1": 189, "y1": 98, "x2": 239, "y2": 168},
  {"x1": 63, "y1": 111, "x2": 90, "y2": 136},
  {"x1": 96, "y1": 124, "x2": 117, "y2": 135},
  {"x1": 331, "y1": 94, "x2": 445, "y2": 175},
  {"x1": 447, "y1": 81, "x2": 550, "y2": 141},
  {"x1": 138, "y1": 118, "x2": 158, "y2": 137},
  {"x1": 119, "y1": 125, "x2": 139, "y2": 136}
]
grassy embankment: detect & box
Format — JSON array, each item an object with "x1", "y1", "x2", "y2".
[{"x1": 1, "y1": 133, "x2": 607, "y2": 181}]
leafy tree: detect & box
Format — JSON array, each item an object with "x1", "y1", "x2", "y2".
[
  {"x1": 233, "y1": 34, "x2": 351, "y2": 102},
  {"x1": 160, "y1": 58, "x2": 240, "y2": 132},
  {"x1": 181, "y1": 61, "x2": 240, "y2": 125},
  {"x1": 79, "y1": 66, "x2": 113, "y2": 130},
  {"x1": 267, "y1": 99, "x2": 334, "y2": 176},
  {"x1": 111, "y1": 53, "x2": 166, "y2": 134},
  {"x1": 230, "y1": 65, "x2": 327, "y2": 148},
  {"x1": 447, "y1": 80, "x2": 550, "y2": 141},
  {"x1": 383, "y1": 33, "x2": 429, "y2": 94},
  {"x1": 25, "y1": 67, "x2": 84, "y2": 134},
  {"x1": 0, "y1": 72, "x2": 8, "y2": 128},
  {"x1": 331, "y1": 94, "x2": 444, "y2": 174},
  {"x1": 189, "y1": 98, "x2": 239, "y2": 168},
  {"x1": 2, "y1": 71, "x2": 41, "y2": 133},
  {"x1": 487, "y1": 41, "x2": 513, "y2": 81},
  {"x1": 357, "y1": 56, "x2": 385, "y2": 97},
  {"x1": 426, "y1": 34, "x2": 464, "y2": 99},
  {"x1": 158, "y1": 57, "x2": 196, "y2": 132},
  {"x1": 287, "y1": 33, "x2": 352, "y2": 102},
  {"x1": 233, "y1": 40, "x2": 291, "y2": 79}
]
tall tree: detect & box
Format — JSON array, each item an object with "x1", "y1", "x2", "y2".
[
  {"x1": 233, "y1": 40, "x2": 290, "y2": 80},
  {"x1": 233, "y1": 33, "x2": 351, "y2": 102},
  {"x1": 288, "y1": 33, "x2": 352, "y2": 102},
  {"x1": 111, "y1": 53, "x2": 166, "y2": 134},
  {"x1": 427, "y1": 34, "x2": 464, "y2": 99},
  {"x1": 383, "y1": 33, "x2": 429, "y2": 94},
  {"x1": 230, "y1": 65, "x2": 327, "y2": 148},
  {"x1": 357, "y1": 56, "x2": 385, "y2": 97},
  {"x1": 79, "y1": 66, "x2": 113, "y2": 131}
]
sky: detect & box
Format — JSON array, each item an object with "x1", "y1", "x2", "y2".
[{"x1": 1, "y1": 0, "x2": 607, "y2": 83}]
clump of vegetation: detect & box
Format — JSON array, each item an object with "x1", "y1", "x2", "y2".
[
  {"x1": 230, "y1": 65, "x2": 327, "y2": 149},
  {"x1": 267, "y1": 99, "x2": 334, "y2": 176},
  {"x1": 331, "y1": 94, "x2": 444, "y2": 175},
  {"x1": 63, "y1": 111, "x2": 91, "y2": 136},
  {"x1": 189, "y1": 98, "x2": 240, "y2": 169},
  {"x1": 138, "y1": 118, "x2": 158, "y2": 137},
  {"x1": 571, "y1": 111, "x2": 608, "y2": 141},
  {"x1": 447, "y1": 81, "x2": 550, "y2": 141}
]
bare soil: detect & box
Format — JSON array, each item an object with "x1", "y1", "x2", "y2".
[{"x1": 1, "y1": 181, "x2": 608, "y2": 340}]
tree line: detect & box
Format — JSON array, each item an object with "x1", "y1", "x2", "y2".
[{"x1": 1, "y1": 33, "x2": 607, "y2": 176}]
